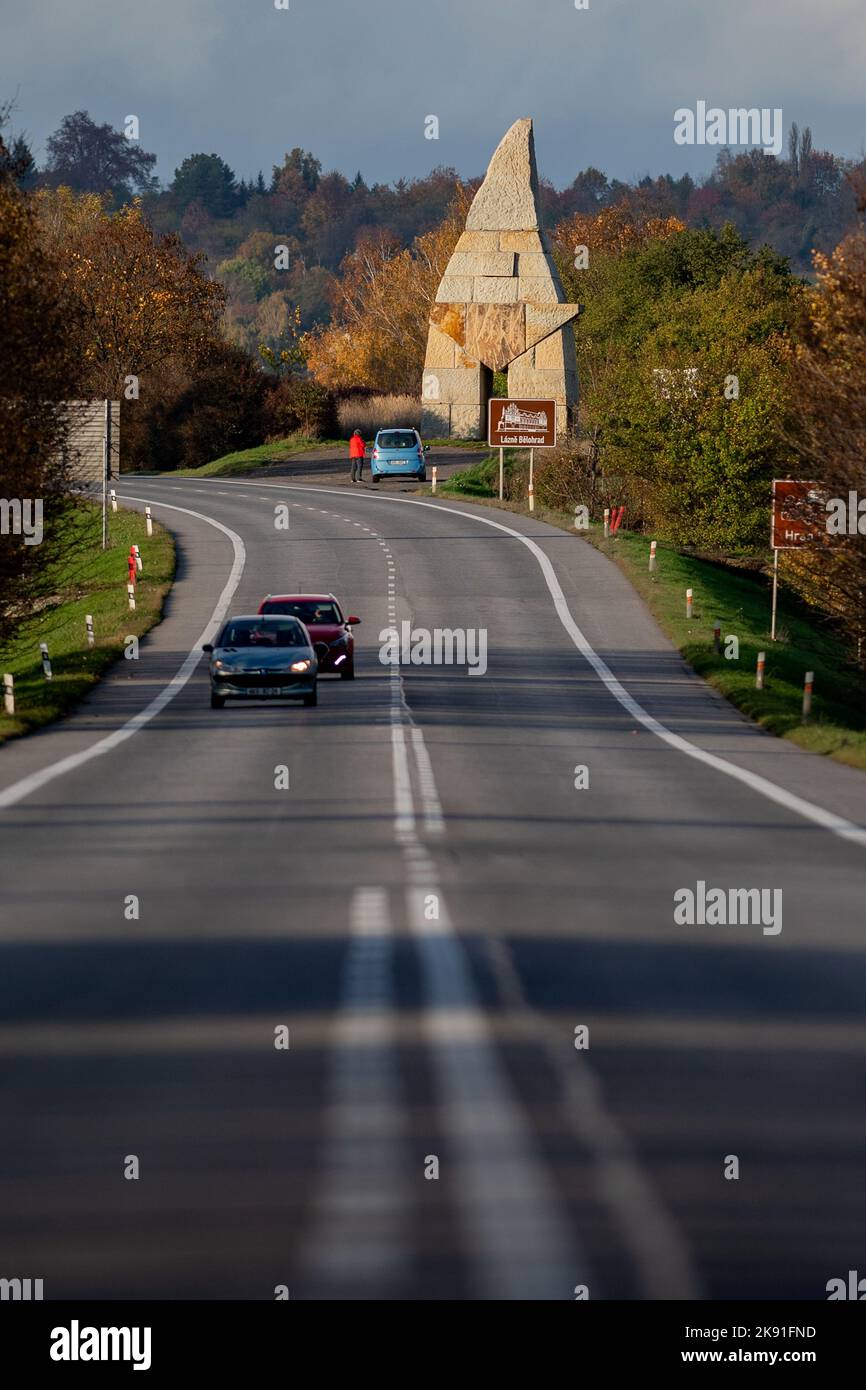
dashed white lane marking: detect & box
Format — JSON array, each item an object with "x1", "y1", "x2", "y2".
[
  {"x1": 210, "y1": 479, "x2": 866, "y2": 850},
  {"x1": 0, "y1": 497, "x2": 246, "y2": 811},
  {"x1": 404, "y1": 884, "x2": 581, "y2": 1299},
  {"x1": 301, "y1": 887, "x2": 412, "y2": 1288}
]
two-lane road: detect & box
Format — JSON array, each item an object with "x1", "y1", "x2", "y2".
[{"x1": 1, "y1": 476, "x2": 865, "y2": 1299}]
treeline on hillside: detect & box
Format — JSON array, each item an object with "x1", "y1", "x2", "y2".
[{"x1": 6, "y1": 107, "x2": 865, "y2": 366}]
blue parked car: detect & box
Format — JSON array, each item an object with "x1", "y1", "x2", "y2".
[{"x1": 371, "y1": 428, "x2": 427, "y2": 482}]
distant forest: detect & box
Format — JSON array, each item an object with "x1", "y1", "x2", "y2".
[{"x1": 7, "y1": 108, "x2": 866, "y2": 359}]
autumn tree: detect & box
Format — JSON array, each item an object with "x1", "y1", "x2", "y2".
[
  {"x1": 0, "y1": 148, "x2": 83, "y2": 638},
  {"x1": 305, "y1": 188, "x2": 469, "y2": 393},
  {"x1": 788, "y1": 227, "x2": 866, "y2": 653},
  {"x1": 34, "y1": 188, "x2": 226, "y2": 398}
]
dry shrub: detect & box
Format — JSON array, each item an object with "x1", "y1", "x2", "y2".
[{"x1": 337, "y1": 394, "x2": 421, "y2": 437}]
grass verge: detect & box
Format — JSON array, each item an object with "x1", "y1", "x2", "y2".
[
  {"x1": 436, "y1": 465, "x2": 866, "y2": 770},
  {"x1": 169, "y1": 437, "x2": 343, "y2": 478},
  {"x1": 0, "y1": 503, "x2": 175, "y2": 746}
]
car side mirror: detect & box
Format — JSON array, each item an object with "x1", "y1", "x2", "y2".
[
  {"x1": 346, "y1": 616, "x2": 361, "y2": 626},
  {"x1": 202, "y1": 644, "x2": 213, "y2": 653}
]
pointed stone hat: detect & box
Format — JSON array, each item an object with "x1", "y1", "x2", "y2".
[{"x1": 427, "y1": 118, "x2": 580, "y2": 372}]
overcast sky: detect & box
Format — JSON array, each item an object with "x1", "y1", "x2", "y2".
[{"x1": 2, "y1": 0, "x2": 865, "y2": 188}]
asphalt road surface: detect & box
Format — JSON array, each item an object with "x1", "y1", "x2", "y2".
[{"x1": 1, "y1": 475, "x2": 865, "y2": 1301}]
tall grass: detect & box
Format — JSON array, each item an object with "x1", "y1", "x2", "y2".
[{"x1": 337, "y1": 395, "x2": 421, "y2": 437}]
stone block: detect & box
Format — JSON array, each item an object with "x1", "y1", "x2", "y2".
[
  {"x1": 424, "y1": 323, "x2": 457, "y2": 369},
  {"x1": 451, "y1": 404, "x2": 485, "y2": 439},
  {"x1": 430, "y1": 302, "x2": 466, "y2": 347},
  {"x1": 465, "y1": 303, "x2": 526, "y2": 371},
  {"x1": 499, "y1": 230, "x2": 545, "y2": 253},
  {"x1": 448, "y1": 251, "x2": 515, "y2": 278},
  {"x1": 534, "y1": 328, "x2": 569, "y2": 369},
  {"x1": 518, "y1": 277, "x2": 559, "y2": 304},
  {"x1": 473, "y1": 275, "x2": 519, "y2": 304},
  {"x1": 465, "y1": 119, "x2": 542, "y2": 232},
  {"x1": 515, "y1": 252, "x2": 556, "y2": 278},
  {"x1": 421, "y1": 403, "x2": 450, "y2": 436},
  {"x1": 436, "y1": 276, "x2": 474, "y2": 303},
  {"x1": 455, "y1": 230, "x2": 500, "y2": 254},
  {"x1": 430, "y1": 367, "x2": 487, "y2": 406}
]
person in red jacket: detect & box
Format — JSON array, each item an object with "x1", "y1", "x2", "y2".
[{"x1": 349, "y1": 429, "x2": 366, "y2": 483}]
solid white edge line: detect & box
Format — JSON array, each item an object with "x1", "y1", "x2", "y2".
[
  {"x1": 187, "y1": 478, "x2": 866, "y2": 849},
  {"x1": 0, "y1": 496, "x2": 246, "y2": 811}
]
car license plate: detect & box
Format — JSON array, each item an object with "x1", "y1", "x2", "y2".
[{"x1": 243, "y1": 686, "x2": 283, "y2": 697}]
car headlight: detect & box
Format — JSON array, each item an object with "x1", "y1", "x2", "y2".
[
  {"x1": 213, "y1": 660, "x2": 229, "y2": 672},
  {"x1": 290, "y1": 659, "x2": 312, "y2": 673}
]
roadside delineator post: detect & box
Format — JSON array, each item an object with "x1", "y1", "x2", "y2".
[
  {"x1": 756, "y1": 651, "x2": 766, "y2": 690},
  {"x1": 86, "y1": 614, "x2": 95, "y2": 648},
  {"x1": 713, "y1": 620, "x2": 721, "y2": 654},
  {"x1": 39, "y1": 642, "x2": 53, "y2": 681},
  {"x1": 145, "y1": 506, "x2": 153, "y2": 537},
  {"x1": 528, "y1": 479, "x2": 535, "y2": 512},
  {"x1": 127, "y1": 581, "x2": 136, "y2": 611},
  {"x1": 110, "y1": 489, "x2": 117, "y2": 513},
  {"x1": 686, "y1": 588, "x2": 693, "y2": 620},
  {"x1": 2, "y1": 673, "x2": 14, "y2": 715},
  {"x1": 133, "y1": 544, "x2": 142, "y2": 574},
  {"x1": 649, "y1": 540, "x2": 657, "y2": 573},
  {"x1": 802, "y1": 671, "x2": 814, "y2": 723},
  {"x1": 603, "y1": 507, "x2": 610, "y2": 539},
  {"x1": 431, "y1": 466, "x2": 437, "y2": 493}
]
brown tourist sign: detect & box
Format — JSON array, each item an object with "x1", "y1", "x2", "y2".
[{"x1": 488, "y1": 398, "x2": 557, "y2": 448}]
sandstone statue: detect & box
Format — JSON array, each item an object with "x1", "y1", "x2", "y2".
[{"x1": 420, "y1": 118, "x2": 579, "y2": 441}]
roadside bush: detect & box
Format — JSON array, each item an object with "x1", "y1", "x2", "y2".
[
  {"x1": 122, "y1": 342, "x2": 269, "y2": 471},
  {"x1": 263, "y1": 376, "x2": 337, "y2": 440}
]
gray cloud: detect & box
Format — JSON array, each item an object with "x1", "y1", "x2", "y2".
[{"x1": 2, "y1": 0, "x2": 865, "y2": 188}]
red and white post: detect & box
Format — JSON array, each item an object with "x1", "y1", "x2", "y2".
[
  {"x1": 686, "y1": 588, "x2": 693, "y2": 620},
  {"x1": 756, "y1": 651, "x2": 766, "y2": 690},
  {"x1": 649, "y1": 540, "x2": 657, "y2": 573},
  {"x1": 431, "y1": 466, "x2": 437, "y2": 493},
  {"x1": 603, "y1": 507, "x2": 610, "y2": 539},
  {"x1": 2, "y1": 673, "x2": 14, "y2": 716},
  {"x1": 802, "y1": 671, "x2": 814, "y2": 723}
]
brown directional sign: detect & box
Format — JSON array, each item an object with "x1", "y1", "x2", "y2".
[
  {"x1": 488, "y1": 398, "x2": 557, "y2": 448},
  {"x1": 771, "y1": 479, "x2": 825, "y2": 549}
]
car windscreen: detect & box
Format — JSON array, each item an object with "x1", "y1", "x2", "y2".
[
  {"x1": 261, "y1": 601, "x2": 341, "y2": 625},
  {"x1": 217, "y1": 620, "x2": 306, "y2": 648},
  {"x1": 377, "y1": 431, "x2": 417, "y2": 450}
]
